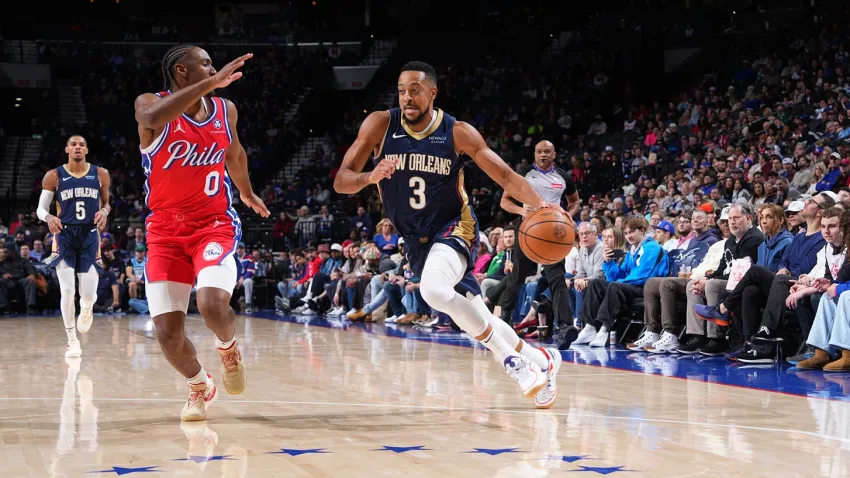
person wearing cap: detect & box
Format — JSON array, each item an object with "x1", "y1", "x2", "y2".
[
  {"x1": 815, "y1": 153, "x2": 842, "y2": 192},
  {"x1": 834, "y1": 158, "x2": 850, "y2": 191},
  {"x1": 126, "y1": 243, "x2": 148, "y2": 300},
  {"x1": 653, "y1": 220, "x2": 676, "y2": 252},
  {"x1": 630, "y1": 209, "x2": 718, "y2": 353},
  {"x1": 785, "y1": 200, "x2": 805, "y2": 234}
]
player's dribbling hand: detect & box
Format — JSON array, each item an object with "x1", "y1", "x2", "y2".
[
  {"x1": 211, "y1": 53, "x2": 254, "y2": 89},
  {"x1": 535, "y1": 201, "x2": 568, "y2": 217},
  {"x1": 368, "y1": 159, "x2": 396, "y2": 184},
  {"x1": 47, "y1": 215, "x2": 63, "y2": 234},
  {"x1": 241, "y1": 192, "x2": 270, "y2": 217},
  {"x1": 94, "y1": 210, "x2": 108, "y2": 232}
]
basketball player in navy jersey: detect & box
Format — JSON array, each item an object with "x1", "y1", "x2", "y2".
[
  {"x1": 38, "y1": 135, "x2": 111, "y2": 358},
  {"x1": 335, "y1": 62, "x2": 566, "y2": 408}
]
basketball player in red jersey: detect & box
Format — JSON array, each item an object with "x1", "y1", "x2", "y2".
[{"x1": 134, "y1": 45, "x2": 269, "y2": 421}]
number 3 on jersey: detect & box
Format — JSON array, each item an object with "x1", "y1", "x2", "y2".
[
  {"x1": 409, "y1": 176, "x2": 426, "y2": 209},
  {"x1": 204, "y1": 171, "x2": 221, "y2": 197}
]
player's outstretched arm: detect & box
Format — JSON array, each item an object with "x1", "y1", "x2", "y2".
[
  {"x1": 94, "y1": 167, "x2": 112, "y2": 231},
  {"x1": 37, "y1": 169, "x2": 62, "y2": 233},
  {"x1": 333, "y1": 111, "x2": 391, "y2": 194},
  {"x1": 454, "y1": 121, "x2": 561, "y2": 213},
  {"x1": 223, "y1": 99, "x2": 269, "y2": 218},
  {"x1": 134, "y1": 53, "x2": 253, "y2": 130}
]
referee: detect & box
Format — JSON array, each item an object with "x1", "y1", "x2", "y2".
[{"x1": 500, "y1": 140, "x2": 580, "y2": 349}]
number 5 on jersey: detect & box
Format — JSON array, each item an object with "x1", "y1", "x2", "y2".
[
  {"x1": 409, "y1": 176, "x2": 426, "y2": 210},
  {"x1": 76, "y1": 201, "x2": 86, "y2": 220}
]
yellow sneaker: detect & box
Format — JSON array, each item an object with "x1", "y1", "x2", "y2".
[
  {"x1": 217, "y1": 342, "x2": 247, "y2": 395},
  {"x1": 180, "y1": 376, "x2": 218, "y2": 421}
]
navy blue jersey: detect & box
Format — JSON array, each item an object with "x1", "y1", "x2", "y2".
[
  {"x1": 55, "y1": 164, "x2": 101, "y2": 226},
  {"x1": 374, "y1": 108, "x2": 477, "y2": 248}
]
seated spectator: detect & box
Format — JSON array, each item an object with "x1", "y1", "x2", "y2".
[
  {"x1": 126, "y1": 244, "x2": 147, "y2": 299},
  {"x1": 0, "y1": 246, "x2": 39, "y2": 314},
  {"x1": 680, "y1": 203, "x2": 763, "y2": 356},
  {"x1": 796, "y1": 259, "x2": 850, "y2": 371},
  {"x1": 574, "y1": 216, "x2": 669, "y2": 347},
  {"x1": 755, "y1": 204, "x2": 794, "y2": 272},
  {"x1": 373, "y1": 218, "x2": 399, "y2": 256},
  {"x1": 92, "y1": 268, "x2": 121, "y2": 313},
  {"x1": 631, "y1": 209, "x2": 718, "y2": 353}
]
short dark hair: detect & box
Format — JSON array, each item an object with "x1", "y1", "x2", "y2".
[
  {"x1": 66, "y1": 135, "x2": 86, "y2": 145},
  {"x1": 823, "y1": 206, "x2": 844, "y2": 220},
  {"x1": 622, "y1": 216, "x2": 647, "y2": 233},
  {"x1": 400, "y1": 61, "x2": 437, "y2": 85},
  {"x1": 503, "y1": 225, "x2": 517, "y2": 235}
]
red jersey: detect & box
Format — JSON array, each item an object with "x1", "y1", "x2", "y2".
[{"x1": 140, "y1": 91, "x2": 236, "y2": 220}]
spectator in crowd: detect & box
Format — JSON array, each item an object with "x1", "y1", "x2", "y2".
[
  {"x1": 0, "y1": 246, "x2": 39, "y2": 314},
  {"x1": 574, "y1": 216, "x2": 669, "y2": 347},
  {"x1": 755, "y1": 204, "x2": 794, "y2": 272},
  {"x1": 680, "y1": 203, "x2": 763, "y2": 355}
]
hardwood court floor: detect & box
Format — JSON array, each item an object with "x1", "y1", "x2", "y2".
[{"x1": 1, "y1": 313, "x2": 849, "y2": 477}]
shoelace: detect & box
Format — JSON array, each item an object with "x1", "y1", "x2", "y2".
[
  {"x1": 187, "y1": 389, "x2": 205, "y2": 407},
  {"x1": 507, "y1": 358, "x2": 532, "y2": 381},
  {"x1": 219, "y1": 348, "x2": 240, "y2": 372}
]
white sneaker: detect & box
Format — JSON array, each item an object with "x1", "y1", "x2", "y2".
[
  {"x1": 385, "y1": 315, "x2": 397, "y2": 323},
  {"x1": 329, "y1": 307, "x2": 343, "y2": 316},
  {"x1": 503, "y1": 355, "x2": 546, "y2": 398},
  {"x1": 626, "y1": 331, "x2": 660, "y2": 351},
  {"x1": 574, "y1": 324, "x2": 598, "y2": 345},
  {"x1": 65, "y1": 340, "x2": 82, "y2": 358},
  {"x1": 588, "y1": 326, "x2": 609, "y2": 347},
  {"x1": 293, "y1": 305, "x2": 307, "y2": 314},
  {"x1": 302, "y1": 308, "x2": 316, "y2": 315},
  {"x1": 535, "y1": 348, "x2": 562, "y2": 409},
  {"x1": 645, "y1": 331, "x2": 680, "y2": 354},
  {"x1": 77, "y1": 307, "x2": 94, "y2": 334},
  {"x1": 180, "y1": 375, "x2": 218, "y2": 421}
]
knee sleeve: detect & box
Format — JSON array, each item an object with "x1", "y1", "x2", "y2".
[
  {"x1": 56, "y1": 260, "x2": 76, "y2": 294},
  {"x1": 419, "y1": 243, "x2": 465, "y2": 309},
  {"x1": 197, "y1": 255, "x2": 239, "y2": 293}
]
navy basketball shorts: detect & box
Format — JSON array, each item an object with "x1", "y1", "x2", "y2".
[
  {"x1": 404, "y1": 221, "x2": 482, "y2": 298},
  {"x1": 50, "y1": 225, "x2": 102, "y2": 273}
]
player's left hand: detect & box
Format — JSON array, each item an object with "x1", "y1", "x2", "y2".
[
  {"x1": 94, "y1": 210, "x2": 108, "y2": 231},
  {"x1": 242, "y1": 192, "x2": 270, "y2": 218}
]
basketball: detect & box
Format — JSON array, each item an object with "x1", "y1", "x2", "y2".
[{"x1": 518, "y1": 208, "x2": 576, "y2": 265}]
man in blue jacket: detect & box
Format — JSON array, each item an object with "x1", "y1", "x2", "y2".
[
  {"x1": 695, "y1": 192, "x2": 835, "y2": 350},
  {"x1": 631, "y1": 209, "x2": 718, "y2": 353},
  {"x1": 574, "y1": 216, "x2": 669, "y2": 347}
]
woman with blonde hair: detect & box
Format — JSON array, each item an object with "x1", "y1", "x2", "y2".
[{"x1": 373, "y1": 218, "x2": 400, "y2": 255}]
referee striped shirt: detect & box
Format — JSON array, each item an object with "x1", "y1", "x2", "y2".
[{"x1": 524, "y1": 165, "x2": 577, "y2": 207}]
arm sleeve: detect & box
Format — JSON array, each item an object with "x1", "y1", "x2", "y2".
[{"x1": 37, "y1": 190, "x2": 54, "y2": 222}]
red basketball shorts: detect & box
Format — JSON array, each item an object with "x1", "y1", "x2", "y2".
[{"x1": 144, "y1": 212, "x2": 241, "y2": 285}]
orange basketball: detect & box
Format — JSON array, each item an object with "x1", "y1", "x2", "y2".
[{"x1": 518, "y1": 208, "x2": 576, "y2": 265}]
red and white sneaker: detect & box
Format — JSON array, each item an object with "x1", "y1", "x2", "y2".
[
  {"x1": 503, "y1": 355, "x2": 546, "y2": 398},
  {"x1": 217, "y1": 341, "x2": 247, "y2": 395},
  {"x1": 180, "y1": 374, "x2": 218, "y2": 422},
  {"x1": 535, "y1": 347, "x2": 562, "y2": 409}
]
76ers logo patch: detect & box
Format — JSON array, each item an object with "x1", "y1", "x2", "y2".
[
  {"x1": 214, "y1": 119, "x2": 222, "y2": 129},
  {"x1": 203, "y1": 242, "x2": 224, "y2": 261}
]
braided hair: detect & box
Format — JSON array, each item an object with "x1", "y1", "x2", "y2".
[{"x1": 161, "y1": 44, "x2": 197, "y2": 90}]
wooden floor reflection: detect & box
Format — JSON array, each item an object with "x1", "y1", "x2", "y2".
[{"x1": 0, "y1": 314, "x2": 848, "y2": 477}]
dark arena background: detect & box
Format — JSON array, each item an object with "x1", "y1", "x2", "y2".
[{"x1": 1, "y1": 0, "x2": 850, "y2": 476}]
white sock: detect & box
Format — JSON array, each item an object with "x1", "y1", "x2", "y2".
[
  {"x1": 187, "y1": 368, "x2": 211, "y2": 387},
  {"x1": 66, "y1": 327, "x2": 77, "y2": 342},
  {"x1": 215, "y1": 335, "x2": 236, "y2": 350},
  {"x1": 77, "y1": 266, "x2": 99, "y2": 310},
  {"x1": 470, "y1": 295, "x2": 549, "y2": 369},
  {"x1": 478, "y1": 326, "x2": 517, "y2": 362},
  {"x1": 56, "y1": 261, "x2": 77, "y2": 334}
]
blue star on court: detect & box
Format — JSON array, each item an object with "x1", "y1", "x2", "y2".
[
  {"x1": 173, "y1": 455, "x2": 234, "y2": 463},
  {"x1": 548, "y1": 455, "x2": 591, "y2": 463},
  {"x1": 88, "y1": 466, "x2": 161, "y2": 476},
  {"x1": 569, "y1": 465, "x2": 633, "y2": 475},
  {"x1": 374, "y1": 445, "x2": 431, "y2": 453},
  {"x1": 269, "y1": 448, "x2": 330, "y2": 456},
  {"x1": 464, "y1": 447, "x2": 522, "y2": 455}
]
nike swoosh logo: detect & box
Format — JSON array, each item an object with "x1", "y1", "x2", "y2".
[
  {"x1": 392, "y1": 133, "x2": 406, "y2": 139},
  {"x1": 91, "y1": 229, "x2": 97, "y2": 233},
  {"x1": 62, "y1": 177, "x2": 72, "y2": 181}
]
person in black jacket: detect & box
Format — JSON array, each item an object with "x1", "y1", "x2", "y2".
[
  {"x1": 0, "y1": 246, "x2": 39, "y2": 315},
  {"x1": 680, "y1": 203, "x2": 764, "y2": 356}
]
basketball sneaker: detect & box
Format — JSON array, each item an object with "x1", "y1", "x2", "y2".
[
  {"x1": 65, "y1": 340, "x2": 82, "y2": 359},
  {"x1": 535, "y1": 347, "x2": 562, "y2": 409},
  {"x1": 217, "y1": 341, "x2": 247, "y2": 395},
  {"x1": 180, "y1": 375, "x2": 218, "y2": 422},
  {"x1": 503, "y1": 355, "x2": 546, "y2": 398},
  {"x1": 77, "y1": 306, "x2": 94, "y2": 334}
]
